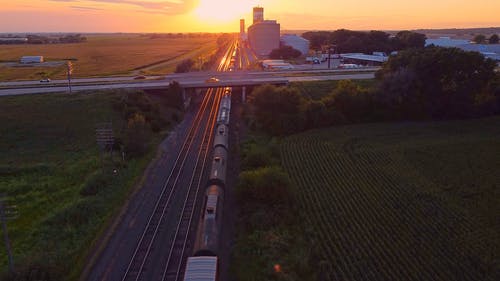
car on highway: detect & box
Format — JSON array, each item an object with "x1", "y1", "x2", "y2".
[
  {"x1": 40, "y1": 78, "x2": 51, "y2": 83},
  {"x1": 206, "y1": 77, "x2": 220, "y2": 83},
  {"x1": 134, "y1": 75, "x2": 147, "y2": 80}
]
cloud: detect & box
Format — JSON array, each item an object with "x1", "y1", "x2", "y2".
[
  {"x1": 50, "y1": 0, "x2": 198, "y2": 14},
  {"x1": 71, "y1": 5, "x2": 105, "y2": 11}
]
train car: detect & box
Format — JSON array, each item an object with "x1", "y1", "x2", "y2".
[
  {"x1": 220, "y1": 95, "x2": 231, "y2": 111},
  {"x1": 193, "y1": 185, "x2": 224, "y2": 257},
  {"x1": 183, "y1": 85, "x2": 232, "y2": 281},
  {"x1": 216, "y1": 107, "x2": 229, "y2": 126},
  {"x1": 208, "y1": 146, "x2": 227, "y2": 186},
  {"x1": 217, "y1": 95, "x2": 231, "y2": 125},
  {"x1": 183, "y1": 256, "x2": 218, "y2": 281},
  {"x1": 213, "y1": 124, "x2": 228, "y2": 150}
]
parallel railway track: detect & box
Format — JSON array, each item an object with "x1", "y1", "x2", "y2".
[{"x1": 121, "y1": 40, "x2": 237, "y2": 281}]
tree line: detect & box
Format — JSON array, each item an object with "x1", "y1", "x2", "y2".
[
  {"x1": 473, "y1": 34, "x2": 499, "y2": 44},
  {"x1": 0, "y1": 34, "x2": 87, "y2": 45},
  {"x1": 247, "y1": 46, "x2": 499, "y2": 136},
  {"x1": 302, "y1": 29, "x2": 427, "y2": 54}
]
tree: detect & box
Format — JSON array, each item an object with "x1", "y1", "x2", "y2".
[
  {"x1": 303, "y1": 99, "x2": 328, "y2": 129},
  {"x1": 473, "y1": 34, "x2": 487, "y2": 44},
  {"x1": 249, "y1": 84, "x2": 305, "y2": 135},
  {"x1": 326, "y1": 80, "x2": 371, "y2": 122},
  {"x1": 269, "y1": 45, "x2": 302, "y2": 59},
  {"x1": 376, "y1": 46, "x2": 497, "y2": 119},
  {"x1": 174, "y1": 59, "x2": 194, "y2": 73},
  {"x1": 489, "y1": 34, "x2": 499, "y2": 44},
  {"x1": 303, "y1": 29, "x2": 422, "y2": 54},
  {"x1": 302, "y1": 31, "x2": 330, "y2": 50},
  {"x1": 394, "y1": 31, "x2": 426, "y2": 49},
  {"x1": 165, "y1": 81, "x2": 184, "y2": 109}
]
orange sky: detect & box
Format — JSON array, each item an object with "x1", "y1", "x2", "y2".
[{"x1": 1, "y1": 0, "x2": 499, "y2": 32}]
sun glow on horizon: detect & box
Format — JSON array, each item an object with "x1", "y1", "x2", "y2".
[{"x1": 193, "y1": 0, "x2": 253, "y2": 23}]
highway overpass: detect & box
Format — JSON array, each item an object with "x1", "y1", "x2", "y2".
[{"x1": 0, "y1": 70, "x2": 376, "y2": 96}]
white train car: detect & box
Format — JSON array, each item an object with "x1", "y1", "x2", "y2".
[{"x1": 183, "y1": 256, "x2": 217, "y2": 281}]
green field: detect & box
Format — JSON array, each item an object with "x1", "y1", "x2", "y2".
[
  {"x1": 0, "y1": 34, "x2": 217, "y2": 81},
  {"x1": 281, "y1": 117, "x2": 500, "y2": 280},
  {"x1": 0, "y1": 91, "x2": 173, "y2": 279}
]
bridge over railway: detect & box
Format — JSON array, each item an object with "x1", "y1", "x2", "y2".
[{"x1": 0, "y1": 70, "x2": 375, "y2": 96}]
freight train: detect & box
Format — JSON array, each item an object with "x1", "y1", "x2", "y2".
[{"x1": 183, "y1": 88, "x2": 231, "y2": 281}]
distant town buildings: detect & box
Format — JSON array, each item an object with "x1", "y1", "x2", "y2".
[
  {"x1": 20, "y1": 56, "x2": 44, "y2": 64},
  {"x1": 280, "y1": 34, "x2": 310, "y2": 55},
  {"x1": 247, "y1": 7, "x2": 280, "y2": 57}
]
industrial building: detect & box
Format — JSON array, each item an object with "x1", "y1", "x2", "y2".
[
  {"x1": 240, "y1": 19, "x2": 247, "y2": 40},
  {"x1": 281, "y1": 34, "x2": 310, "y2": 55},
  {"x1": 20, "y1": 56, "x2": 44, "y2": 64},
  {"x1": 253, "y1": 7, "x2": 264, "y2": 24},
  {"x1": 247, "y1": 7, "x2": 280, "y2": 57},
  {"x1": 426, "y1": 37, "x2": 500, "y2": 62}
]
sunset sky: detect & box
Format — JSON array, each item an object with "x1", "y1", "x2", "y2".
[{"x1": 1, "y1": 0, "x2": 499, "y2": 33}]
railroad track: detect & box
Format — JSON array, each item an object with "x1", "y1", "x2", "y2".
[
  {"x1": 121, "y1": 86, "x2": 216, "y2": 281},
  {"x1": 161, "y1": 89, "x2": 222, "y2": 281},
  {"x1": 121, "y1": 40, "x2": 237, "y2": 281},
  {"x1": 161, "y1": 42, "x2": 238, "y2": 281}
]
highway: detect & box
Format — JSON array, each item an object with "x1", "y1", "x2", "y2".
[{"x1": 0, "y1": 71, "x2": 376, "y2": 96}]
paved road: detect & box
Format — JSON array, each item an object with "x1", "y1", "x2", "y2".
[
  {"x1": 0, "y1": 67, "x2": 378, "y2": 87},
  {"x1": 0, "y1": 72, "x2": 375, "y2": 96}
]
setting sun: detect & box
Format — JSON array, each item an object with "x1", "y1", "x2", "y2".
[{"x1": 194, "y1": 0, "x2": 253, "y2": 23}]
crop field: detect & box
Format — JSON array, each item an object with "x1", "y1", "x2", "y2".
[
  {"x1": 281, "y1": 117, "x2": 500, "y2": 280},
  {"x1": 0, "y1": 34, "x2": 216, "y2": 81},
  {"x1": 0, "y1": 91, "x2": 170, "y2": 279}
]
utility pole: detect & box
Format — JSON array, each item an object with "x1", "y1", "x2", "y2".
[
  {"x1": 327, "y1": 45, "x2": 337, "y2": 69},
  {"x1": 0, "y1": 194, "x2": 18, "y2": 274},
  {"x1": 67, "y1": 61, "x2": 74, "y2": 93},
  {"x1": 328, "y1": 47, "x2": 331, "y2": 69}
]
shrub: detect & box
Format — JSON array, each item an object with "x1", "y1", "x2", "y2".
[
  {"x1": 237, "y1": 166, "x2": 292, "y2": 207},
  {"x1": 174, "y1": 59, "x2": 194, "y2": 73},
  {"x1": 124, "y1": 113, "x2": 151, "y2": 158},
  {"x1": 80, "y1": 170, "x2": 110, "y2": 196}
]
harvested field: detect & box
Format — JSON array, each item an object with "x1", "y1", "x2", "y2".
[{"x1": 0, "y1": 34, "x2": 216, "y2": 81}]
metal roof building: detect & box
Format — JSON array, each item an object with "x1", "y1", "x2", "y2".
[
  {"x1": 281, "y1": 34, "x2": 310, "y2": 55},
  {"x1": 425, "y1": 37, "x2": 470, "y2": 47},
  {"x1": 426, "y1": 37, "x2": 500, "y2": 61},
  {"x1": 339, "y1": 53, "x2": 388, "y2": 66}
]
